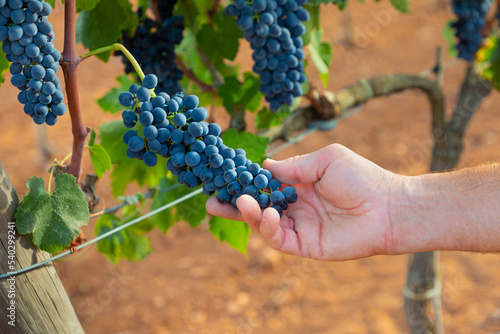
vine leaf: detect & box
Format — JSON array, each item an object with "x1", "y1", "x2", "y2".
[
  {"x1": 94, "y1": 213, "x2": 152, "y2": 264},
  {"x1": 97, "y1": 74, "x2": 137, "y2": 113},
  {"x1": 149, "y1": 178, "x2": 176, "y2": 233},
  {"x1": 255, "y1": 107, "x2": 288, "y2": 130},
  {"x1": 390, "y1": 0, "x2": 410, "y2": 13},
  {"x1": 150, "y1": 176, "x2": 207, "y2": 231},
  {"x1": 0, "y1": 43, "x2": 10, "y2": 86},
  {"x1": 221, "y1": 129, "x2": 269, "y2": 163},
  {"x1": 15, "y1": 174, "x2": 90, "y2": 254},
  {"x1": 478, "y1": 35, "x2": 500, "y2": 90},
  {"x1": 209, "y1": 216, "x2": 250, "y2": 256},
  {"x1": 99, "y1": 121, "x2": 167, "y2": 197},
  {"x1": 196, "y1": 13, "x2": 243, "y2": 62},
  {"x1": 304, "y1": 5, "x2": 332, "y2": 87},
  {"x1": 308, "y1": 30, "x2": 332, "y2": 87},
  {"x1": 60, "y1": 0, "x2": 101, "y2": 12},
  {"x1": 87, "y1": 130, "x2": 112, "y2": 178},
  {"x1": 75, "y1": 0, "x2": 136, "y2": 61},
  {"x1": 219, "y1": 72, "x2": 261, "y2": 114},
  {"x1": 443, "y1": 22, "x2": 458, "y2": 58}
]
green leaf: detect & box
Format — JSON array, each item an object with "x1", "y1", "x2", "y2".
[
  {"x1": 76, "y1": 0, "x2": 137, "y2": 61},
  {"x1": 175, "y1": 0, "x2": 213, "y2": 32},
  {"x1": 478, "y1": 35, "x2": 500, "y2": 90},
  {"x1": 15, "y1": 174, "x2": 90, "y2": 254},
  {"x1": 443, "y1": 21, "x2": 458, "y2": 58},
  {"x1": 89, "y1": 144, "x2": 112, "y2": 178},
  {"x1": 0, "y1": 42, "x2": 10, "y2": 86},
  {"x1": 175, "y1": 186, "x2": 207, "y2": 228},
  {"x1": 390, "y1": 0, "x2": 409, "y2": 13},
  {"x1": 308, "y1": 28, "x2": 332, "y2": 87},
  {"x1": 197, "y1": 13, "x2": 243, "y2": 62},
  {"x1": 97, "y1": 74, "x2": 137, "y2": 113},
  {"x1": 88, "y1": 129, "x2": 112, "y2": 178},
  {"x1": 221, "y1": 129, "x2": 269, "y2": 163},
  {"x1": 61, "y1": 0, "x2": 101, "y2": 11},
  {"x1": 150, "y1": 176, "x2": 207, "y2": 231},
  {"x1": 177, "y1": 29, "x2": 215, "y2": 87},
  {"x1": 46, "y1": 0, "x2": 55, "y2": 8},
  {"x1": 94, "y1": 214, "x2": 152, "y2": 264},
  {"x1": 255, "y1": 108, "x2": 289, "y2": 130},
  {"x1": 209, "y1": 216, "x2": 250, "y2": 255},
  {"x1": 99, "y1": 121, "x2": 167, "y2": 197},
  {"x1": 76, "y1": 0, "x2": 101, "y2": 11},
  {"x1": 88, "y1": 129, "x2": 97, "y2": 146},
  {"x1": 149, "y1": 178, "x2": 176, "y2": 233},
  {"x1": 219, "y1": 72, "x2": 262, "y2": 114}
]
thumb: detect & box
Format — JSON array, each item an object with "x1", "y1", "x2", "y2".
[{"x1": 264, "y1": 144, "x2": 344, "y2": 185}]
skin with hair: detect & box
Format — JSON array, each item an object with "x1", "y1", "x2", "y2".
[{"x1": 206, "y1": 144, "x2": 500, "y2": 260}]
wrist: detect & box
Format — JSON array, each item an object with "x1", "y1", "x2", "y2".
[{"x1": 388, "y1": 173, "x2": 456, "y2": 255}]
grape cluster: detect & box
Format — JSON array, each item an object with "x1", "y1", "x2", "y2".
[
  {"x1": 118, "y1": 7, "x2": 184, "y2": 97},
  {"x1": 0, "y1": 0, "x2": 65, "y2": 125},
  {"x1": 451, "y1": 0, "x2": 491, "y2": 61},
  {"x1": 226, "y1": 0, "x2": 310, "y2": 112},
  {"x1": 119, "y1": 74, "x2": 298, "y2": 217}
]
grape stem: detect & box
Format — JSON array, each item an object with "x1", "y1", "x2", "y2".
[{"x1": 81, "y1": 43, "x2": 156, "y2": 97}]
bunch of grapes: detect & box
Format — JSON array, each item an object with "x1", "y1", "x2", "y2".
[
  {"x1": 118, "y1": 6, "x2": 184, "y2": 97},
  {"x1": 0, "y1": 0, "x2": 66, "y2": 125},
  {"x1": 118, "y1": 74, "x2": 298, "y2": 217},
  {"x1": 451, "y1": 0, "x2": 491, "y2": 61},
  {"x1": 226, "y1": 0, "x2": 310, "y2": 112}
]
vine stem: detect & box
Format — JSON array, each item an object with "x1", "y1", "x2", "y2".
[
  {"x1": 81, "y1": 43, "x2": 155, "y2": 97},
  {"x1": 61, "y1": 0, "x2": 88, "y2": 182},
  {"x1": 82, "y1": 43, "x2": 145, "y2": 80}
]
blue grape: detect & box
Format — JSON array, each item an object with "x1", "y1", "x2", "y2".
[
  {"x1": 143, "y1": 151, "x2": 158, "y2": 167},
  {"x1": 184, "y1": 95, "x2": 199, "y2": 109},
  {"x1": 254, "y1": 174, "x2": 268, "y2": 189},
  {"x1": 185, "y1": 151, "x2": 201, "y2": 166},
  {"x1": 142, "y1": 73, "x2": 158, "y2": 89},
  {"x1": 257, "y1": 193, "x2": 270, "y2": 208},
  {"x1": 451, "y1": 0, "x2": 490, "y2": 61},
  {"x1": 143, "y1": 125, "x2": 158, "y2": 140},
  {"x1": 238, "y1": 171, "x2": 253, "y2": 186},
  {"x1": 282, "y1": 186, "x2": 298, "y2": 203},
  {"x1": 132, "y1": 111, "x2": 150, "y2": 127},
  {"x1": 128, "y1": 136, "x2": 145, "y2": 151},
  {"x1": 136, "y1": 87, "x2": 151, "y2": 102},
  {"x1": 119, "y1": 91, "x2": 135, "y2": 107}
]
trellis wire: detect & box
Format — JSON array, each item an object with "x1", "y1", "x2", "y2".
[{"x1": 0, "y1": 188, "x2": 203, "y2": 279}]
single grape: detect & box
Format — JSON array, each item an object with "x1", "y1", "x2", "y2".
[{"x1": 142, "y1": 74, "x2": 158, "y2": 89}]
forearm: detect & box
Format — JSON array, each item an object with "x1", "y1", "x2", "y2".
[{"x1": 391, "y1": 163, "x2": 500, "y2": 254}]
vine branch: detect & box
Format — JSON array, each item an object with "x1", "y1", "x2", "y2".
[
  {"x1": 259, "y1": 73, "x2": 445, "y2": 142},
  {"x1": 61, "y1": 0, "x2": 88, "y2": 182},
  {"x1": 175, "y1": 55, "x2": 216, "y2": 93}
]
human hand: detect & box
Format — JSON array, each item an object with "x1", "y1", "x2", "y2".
[{"x1": 206, "y1": 144, "x2": 405, "y2": 260}]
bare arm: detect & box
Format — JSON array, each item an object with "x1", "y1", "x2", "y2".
[
  {"x1": 206, "y1": 144, "x2": 500, "y2": 260},
  {"x1": 392, "y1": 163, "x2": 500, "y2": 255}
]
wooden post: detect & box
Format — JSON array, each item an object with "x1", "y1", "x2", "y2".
[{"x1": 0, "y1": 161, "x2": 84, "y2": 334}]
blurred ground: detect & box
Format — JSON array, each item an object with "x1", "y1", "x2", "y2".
[{"x1": 1, "y1": 0, "x2": 500, "y2": 333}]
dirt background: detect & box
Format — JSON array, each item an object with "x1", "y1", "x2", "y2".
[{"x1": 1, "y1": 0, "x2": 500, "y2": 333}]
